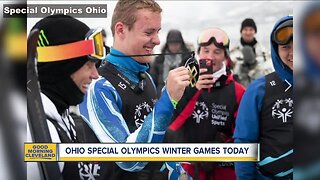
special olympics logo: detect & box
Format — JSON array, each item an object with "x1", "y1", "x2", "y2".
[
  {"x1": 272, "y1": 98, "x2": 293, "y2": 123},
  {"x1": 134, "y1": 102, "x2": 153, "y2": 128},
  {"x1": 192, "y1": 101, "x2": 209, "y2": 123}
]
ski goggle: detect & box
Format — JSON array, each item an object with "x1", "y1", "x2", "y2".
[
  {"x1": 303, "y1": 10, "x2": 320, "y2": 34},
  {"x1": 273, "y1": 20, "x2": 293, "y2": 45},
  {"x1": 197, "y1": 28, "x2": 230, "y2": 49},
  {"x1": 37, "y1": 28, "x2": 106, "y2": 62}
]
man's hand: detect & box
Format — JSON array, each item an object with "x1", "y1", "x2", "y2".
[
  {"x1": 195, "y1": 68, "x2": 215, "y2": 90},
  {"x1": 166, "y1": 67, "x2": 190, "y2": 101}
]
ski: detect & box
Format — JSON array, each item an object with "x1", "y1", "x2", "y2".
[{"x1": 27, "y1": 28, "x2": 61, "y2": 180}]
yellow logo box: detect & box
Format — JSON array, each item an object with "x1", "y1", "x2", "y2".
[{"x1": 25, "y1": 143, "x2": 57, "y2": 162}]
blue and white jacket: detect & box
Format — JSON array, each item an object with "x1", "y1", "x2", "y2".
[{"x1": 79, "y1": 48, "x2": 187, "y2": 178}]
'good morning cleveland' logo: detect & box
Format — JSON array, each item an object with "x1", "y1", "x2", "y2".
[{"x1": 25, "y1": 144, "x2": 57, "y2": 161}]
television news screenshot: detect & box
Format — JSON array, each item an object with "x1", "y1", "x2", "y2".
[{"x1": 0, "y1": 0, "x2": 319, "y2": 179}]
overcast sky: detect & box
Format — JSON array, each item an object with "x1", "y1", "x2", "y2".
[{"x1": 26, "y1": 1, "x2": 299, "y2": 54}]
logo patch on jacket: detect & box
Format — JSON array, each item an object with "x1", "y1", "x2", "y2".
[
  {"x1": 134, "y1": 102, "x2": 153, "y2": 127},
  {"x1": 192, "y1": 101, "x2": 209, "y2": 123},
  {"x1": 272, "y1": 98, "x2": 293, "y2": 123}
]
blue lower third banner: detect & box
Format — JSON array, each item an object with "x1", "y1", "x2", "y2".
[{"x1": 24, "y1": 143, "x2": 259, "y2": 162}]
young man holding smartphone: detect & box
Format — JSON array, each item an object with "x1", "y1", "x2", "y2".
[
  {"x1": 165, "y1": 27, "x2": 246, "y2": 180},
  {"x1": 79, "y1": 0, "x2": 191, "y2": 179}
]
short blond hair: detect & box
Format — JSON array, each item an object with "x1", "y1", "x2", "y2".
[{"x1": 111, "y1": 0, "x2": 162, "y2": 36}]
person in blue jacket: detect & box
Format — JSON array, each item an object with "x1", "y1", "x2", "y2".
[
  {"x1": 79, "y1": 0, "x2": 191, "y2": 179},
  {"x1": 233, "y1": 15, "x2": 293, "y2": 179}
]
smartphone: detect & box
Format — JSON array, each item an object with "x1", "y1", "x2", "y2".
[{"x1": 199, "y1": 59, "x2": 213, "y2": 74}]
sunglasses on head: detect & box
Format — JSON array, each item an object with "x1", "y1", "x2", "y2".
[
  {"x1": 273, "y1": 19, "x2": 293, "y2": 45},
  {"x1": 37, "y1": 28, "x2": 106, "y2": 63},
  {"x1": 197, "y1": 28, "x2": 230, "y2": 49}
]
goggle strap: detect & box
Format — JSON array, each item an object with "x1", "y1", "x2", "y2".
[{"x1": 37, "y1": 39, "x2": 94, "y2": 62}]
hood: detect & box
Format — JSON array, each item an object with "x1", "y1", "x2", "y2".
[
  {"x1": 166, "y1": 29, "x2": 184, "y2": 43},
  {"x1": 299, "y1": 2, "x2": 320, "y2": 79},
  {"x1": 270, "y1": 15, "x2": 293, "y2": 84}
]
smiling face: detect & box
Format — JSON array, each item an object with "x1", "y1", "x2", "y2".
[
  {"x1": 115, "y1": 9, "x2": 161, "y2": 63},
  {"x1": 198, "y1": 43, "x2": 226, "y2": 73},
  {"x1": 70, "y1": 60, "x2": 99, "y2": 94},
  {"x1": 241, "y1": 27, "x2": 256, "y2": 43},
  {"x1": 278, "y1": 41, "x2": 293, "y2": 70}
]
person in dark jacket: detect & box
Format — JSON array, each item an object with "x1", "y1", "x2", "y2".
[
  {"x1": 27, "y1": 14, "x2": 102, "y2": 179},
  {"x1": 166, "y1": 27, "x2": 246, "y2": 180},
  {"x1": 233, "y1": 15, "x2": 293, "y2": 180},
  {"x1": 150, "y1": 29, "x2": 191, "y2": 96}
]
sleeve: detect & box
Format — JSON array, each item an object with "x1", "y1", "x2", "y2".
[
  {"x1": 233, "y1": 77, "x2": 266, "y2": 180},
  {"x1": 255, "y1": 42, "x2": 267, "y2": 64},
  {"x1": 79, "y1": 77, "x2": 175, "y2": 172},
  {"x1": 232, "y1": 82, "x2": 246, "y2": 133}
]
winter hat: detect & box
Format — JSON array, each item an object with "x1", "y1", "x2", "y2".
[
  {"x1": 166, "y1": 29, "x2": 184, "y2": 43},
  {"x1": 30, "y1": 14, "x2": 92, "y2": 111},
  {"x1": 31, "y1": 14, "x2": 90, "y2": 83},
  {"x1": 241, "y1": 18, "x2": 257, "y2": 33}
]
